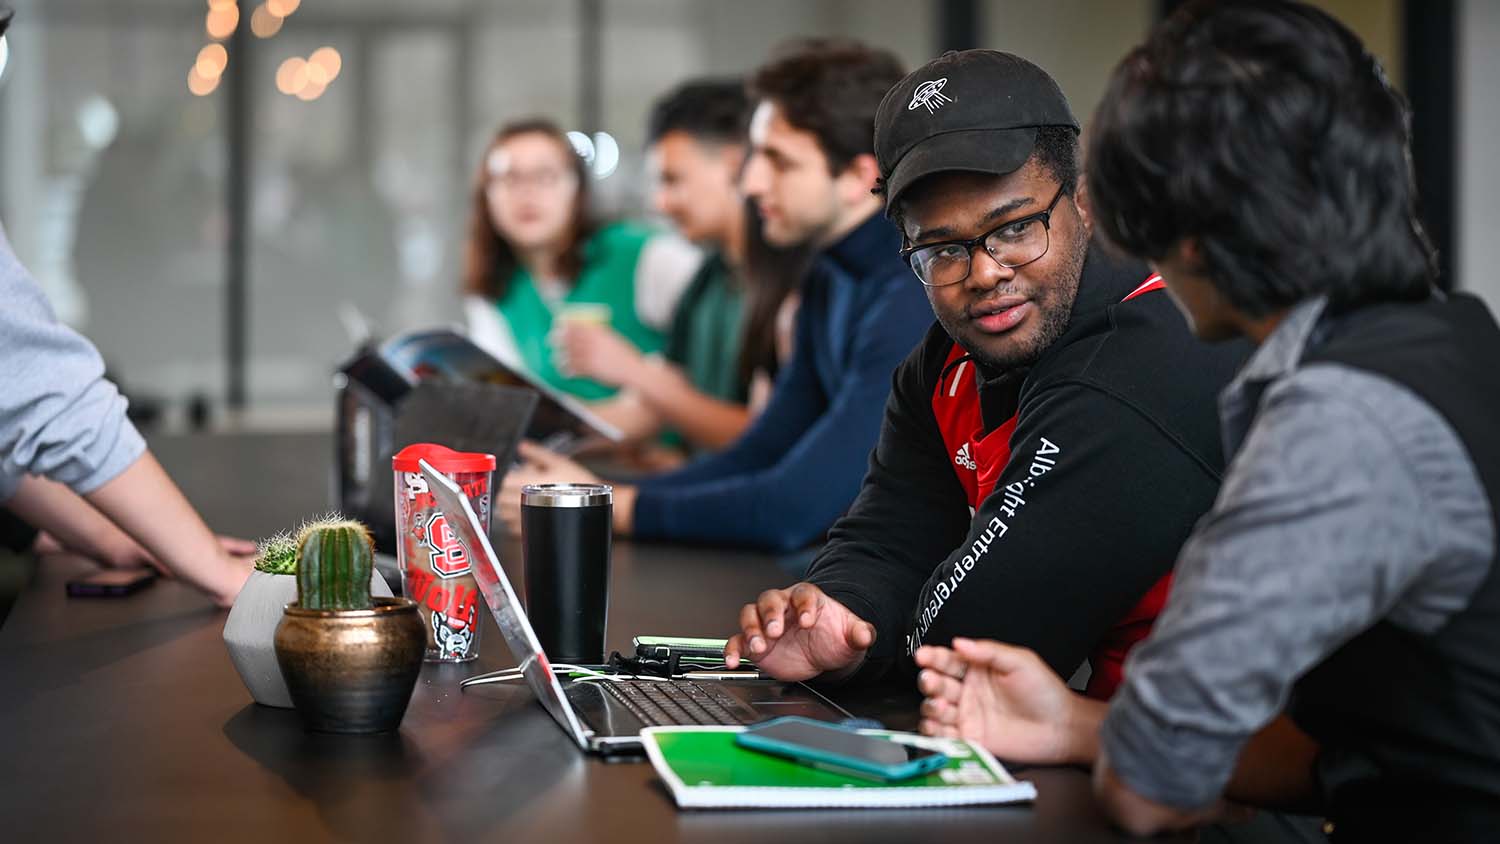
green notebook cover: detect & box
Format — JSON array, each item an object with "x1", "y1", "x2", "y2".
[{"x1": 641, "y1": 726, "x2": 1037, "y2": 809}]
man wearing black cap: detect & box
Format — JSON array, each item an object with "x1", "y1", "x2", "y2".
[{"x1": 725, "y1": 50, "x2": 1245, "y2": 699}]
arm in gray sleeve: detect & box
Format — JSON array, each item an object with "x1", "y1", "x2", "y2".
[
  {"x1": 0, "y1": 224, "x2": 146, "y2": 501},
  {"x1": 1099, "y1": 365, "x2": 1495, "y2": 809}
]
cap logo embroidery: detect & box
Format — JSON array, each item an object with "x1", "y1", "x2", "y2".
[{"x1": 908, "y1": 78, "x2": 953, "y2": 114}]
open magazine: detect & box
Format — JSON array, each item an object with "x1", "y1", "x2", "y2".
[{"x1": 378, "y1": 328, "x2": 623, "y2": 446}]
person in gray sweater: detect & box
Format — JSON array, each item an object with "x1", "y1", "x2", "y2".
[
  {"x1": 0, "y1": 219, "x2": 253, "y2": 606},
  {"x1": 0, "y1": 6, "x2": 252, "y2": 604}
]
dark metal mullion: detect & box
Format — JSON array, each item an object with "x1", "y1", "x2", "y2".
[
  {"x1": 225, "y1": 15, "x2": 250, "y2": 409},
  {"x1": 578, "y1": 0, "x2": 601, "y2": 134},
  {"x1": 937, "y1": 0, "x2": 980, "y2": 53},
  {"x1": 1403, "y1": 0, "x2": 1457, "y2": 292}
]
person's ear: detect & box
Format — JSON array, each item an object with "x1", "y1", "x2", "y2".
[
  {"x1": 1071, "y1": 180, "x2": 1093, "y2": 234},
  {"x1": 720, "y1": 144, "x2": 746, "y2": 187},
  {"x1": 836, "y1": 153, "x2": 881, "y2": 206},
  {"x1": 1175, "y1": 238, "x2": 1208, "y2": 272}
]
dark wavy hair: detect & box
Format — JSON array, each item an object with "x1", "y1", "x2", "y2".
[
  {"x1": 648, "y1": 76, "x2": 808, "y2": 389},
  {"x1": 1087, "y1": 0, "x2": 1436, "y2": 317},
  {"x1": 738, "y1": 200, "x2": 812, "y2": 387},
  {"x1": 749, "y1": 38, "x2": 906, "y2": 174},
  {"x1": 647, "y1": 77, "x2": 749, "y2": 146},
  {"x1": 462, "y1": 119, "x2": 596, "y2": 302}
]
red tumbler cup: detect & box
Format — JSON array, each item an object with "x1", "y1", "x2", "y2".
[{"x1": 392, "y1": 443, "x2": 496, "y2": 662}]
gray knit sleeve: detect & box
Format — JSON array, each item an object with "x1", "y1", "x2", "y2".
[{"x1": 0, "y1": 224, "x2": 146, "y2": 500}]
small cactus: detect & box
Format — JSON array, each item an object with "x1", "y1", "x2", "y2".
[
  {"x1": 254, "y1": 531, "x2": 299, "y2": 575},
  {"x1": 295, "y1": 517, "x2": 376, "y2": 611}
]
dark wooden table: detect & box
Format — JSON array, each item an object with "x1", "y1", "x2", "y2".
[{"x1": 0, "y1": 432, "x2": 1166, "y2": 843}]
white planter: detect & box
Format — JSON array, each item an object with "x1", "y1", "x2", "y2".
[{"x1": 223, "y1": 569, "x2": 393, "y2": 708}]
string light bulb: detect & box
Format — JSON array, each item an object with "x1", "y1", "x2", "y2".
[
  {"x1": 309, "y1": 46, "x2": 342, "y2": 82},
  {"x1": 195, "y1": 43, "x2": 229, "y2": 79},
  {"x1": 205, "y1": 4, "x2": 239, "y2": 40},
  {"x1": 188, "y1": 66, "x2": 220, "y2": 96},
  {"x1": 275, "y1": 56, "x2": 308, "y2": 96},
  {"x1": 250, "y1": 4, "x2": 284, "y2": 38}
]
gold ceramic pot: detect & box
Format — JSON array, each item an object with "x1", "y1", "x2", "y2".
[{"x1": 273, "y1": 596, "x2": 426, "y2": 734}]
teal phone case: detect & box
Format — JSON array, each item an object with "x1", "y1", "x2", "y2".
[{"x1": 735, "y1": 716, "x2": 949, "y2": 781}]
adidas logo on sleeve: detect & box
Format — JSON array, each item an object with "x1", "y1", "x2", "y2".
[{"x1": 954, "y1": 443, "x2": 977, "y2": 470}]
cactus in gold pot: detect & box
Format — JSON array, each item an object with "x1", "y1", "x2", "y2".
[
  {"x1": 274, "y1": 517, "x2": 425, "y2": 734},
  {"x1": 295, "y1": 518, "x2": 376, "y2": 610}
]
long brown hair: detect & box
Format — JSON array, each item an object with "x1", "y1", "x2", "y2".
[
  {"x1": 462, "y1": 119, "x2": 596, "y2": 302},
  {"x1": 737, "y1": 199, "x2": 811, "y2": 387}
]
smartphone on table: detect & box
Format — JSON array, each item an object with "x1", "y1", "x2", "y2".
[
  {"x1": 735, "y1": 716, "x2": 948, "y2": 781},
  {"x1": 65, "y1": 568, "x2": 157, "y2": 597}
]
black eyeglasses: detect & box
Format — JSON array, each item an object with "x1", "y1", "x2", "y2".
[{"x1": 900, "y1": 184, "x2": 1068, "y2": 288}]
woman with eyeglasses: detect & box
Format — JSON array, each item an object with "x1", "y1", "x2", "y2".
[{"x1": 461, "y1": 119, "x2": 700, "y2": 401}]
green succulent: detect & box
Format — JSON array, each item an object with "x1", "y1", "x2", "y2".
[
  {"x1": 294, "y1": 516, "x2": 376, "y2": 611},
  {"x1": 253, "y1": 531, "x2": 299, "y2": 575}
]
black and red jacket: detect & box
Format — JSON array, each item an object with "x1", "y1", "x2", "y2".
[{"x1": 807, "y1": 243, "x2": 1247, "y2": 698}]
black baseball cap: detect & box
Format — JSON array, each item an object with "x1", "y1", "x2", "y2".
[{"x1": 874, "y1": 50, "x2": 1079, "y2": 215}]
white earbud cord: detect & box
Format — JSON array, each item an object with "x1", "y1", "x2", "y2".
[{"x1": 459, "y1": 664, "x2": 671, "y2": 689}]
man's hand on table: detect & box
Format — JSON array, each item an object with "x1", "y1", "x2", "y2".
[
  {"x1": 915, "y1": 638, "x2": 1105, "y2": 766},
  {"x1": 498, "y1": 441, "x2": 637, "y2": 536},
  {"x1": 723, "y1": 582, "x2": 875, "y2": 682}
]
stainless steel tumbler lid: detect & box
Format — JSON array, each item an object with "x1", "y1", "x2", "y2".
[{"x1": 521, "y1": 483, "x2": 612, "y2": 508}]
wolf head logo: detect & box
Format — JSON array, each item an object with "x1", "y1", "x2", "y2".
[{"x1": 431, "y1": 608, "x2": 475, "y2": 659}]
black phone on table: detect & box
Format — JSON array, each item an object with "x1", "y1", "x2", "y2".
[{"x1": 65, "y1": 568, "x2": 156, "y2": 597}]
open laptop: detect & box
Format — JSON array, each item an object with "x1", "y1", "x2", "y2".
[{"x1": 419, "y1": 460, "x2": 851, "y2": 755}]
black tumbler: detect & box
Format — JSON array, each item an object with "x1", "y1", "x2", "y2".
[{"x1": 520, "y1": 483, "x2": 612, "y2": 663}]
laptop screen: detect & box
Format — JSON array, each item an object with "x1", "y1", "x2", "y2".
[{"x1": 419, "y1": 459, "x2": 591, "y2": 748}]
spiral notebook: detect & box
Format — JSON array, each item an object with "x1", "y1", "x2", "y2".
[{"x1": 641, "y1": 726, "x2": 1036, "y2": 810}]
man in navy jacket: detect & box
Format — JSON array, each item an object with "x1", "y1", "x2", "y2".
[{"x1": 500, "y1": 39, "x2": 930, "y2": 552}]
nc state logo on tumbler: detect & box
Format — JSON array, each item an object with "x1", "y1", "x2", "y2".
[
  {"x1": 423, "y1": 511, "x2": 470, "y2": 578},
  {"x1": 392, "y1": 443, "x2": 496, "y2": 663}
]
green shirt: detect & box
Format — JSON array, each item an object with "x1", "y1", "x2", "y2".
[
  {"x1": 494, "y1": 222, "x2": 663, "y2": 400},
  {"x1": 664, "y1": 251, "x2": 748, "y2": 404}
]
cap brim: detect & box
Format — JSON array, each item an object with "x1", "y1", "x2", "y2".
[{"x1": 883, "y1": 126, "x2": 1038, "y2": 216}]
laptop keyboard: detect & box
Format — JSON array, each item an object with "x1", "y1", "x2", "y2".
[{"x1": 601, "y1": 680, "x2": 757, "y2": 727}]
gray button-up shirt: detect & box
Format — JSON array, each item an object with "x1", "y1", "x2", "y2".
[{"x1": 1099, "y1": 296, "x2": 1496, "y2": 809}]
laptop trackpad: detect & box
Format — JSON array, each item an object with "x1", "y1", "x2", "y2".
[{"x1": 720, "y1": 680, "x2": 845, "y2": 722}]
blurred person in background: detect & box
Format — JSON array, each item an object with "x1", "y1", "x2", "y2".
[
  {"x1": 0, "y1": 5, "x2": 254, "y2": 609},
  {"x1": 462, "y1": 118, "x2": 699, "y2": 401},
  {"x1": 558, "y1": 77, "x2": 808, "y2": 464},
  {"x1": 501, "y1": 39, "x2": 930, "y2": 553}
]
